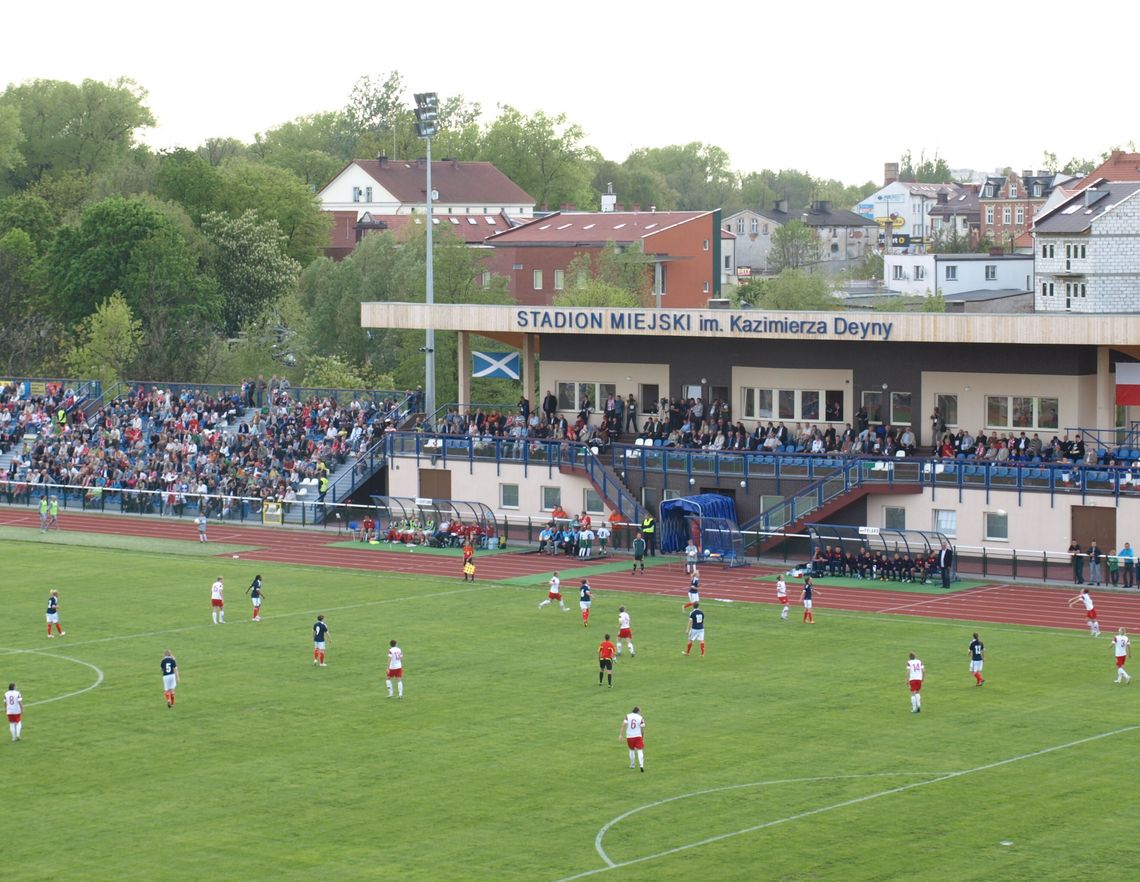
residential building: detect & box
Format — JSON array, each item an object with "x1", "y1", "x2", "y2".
[
  {"x1": 855, "y1": 178, "x2": 961, "y2": 253},
  {"x1": 1034, "y1": 180, "x2": 1140, "y2": 312},
  {"x1": 483, "y1": 210, "x2": 722, "y2": 307},
  {"x1": 885, "y1": 253, "x2": 1033, "y2": 309},
  {"x1": 722, "y1": 200, "x2": 876, "y2": 274},
  {"x1": 927, "y1": 185, "x2": 981, "y2": 247},
  {"x1": 317, "y1": 157, "x2": 535, "y2": 259},
  {"x1": 978, "y1": 170, "x2": 1074, "y2": 250}
]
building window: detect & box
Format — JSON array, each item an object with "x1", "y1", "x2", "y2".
[
  {"x1": 703, "y1": 281, "x2": 710, "y2": 293},
  {"x1": 533, "y1": 269, "x2": 543, "y2": 290},
  {"x1": 945, "y1": 265, "x2": 957, "y2": 281},
  {"x1": 862, "y1": 390, "x2": 884, "y2": 423},
  {"x1": 541, "y1": 486, "x2": 562, "y2": 511},
  {"x1": 1048, "y1": 282, "x2": 1054, "y2": 296},
  {"x1": 481, "y1": 271, "x2": 491, "y2": 289},
  {"x1": 1041, "y1": 281, "x2": 1047, "y2": 297},
  {"x1": 1080, "y1": 244, "x2": 1087, "y2": 258},
  {"x1": 1048, "y1": 244, "x2": 1055, "y2": 258},
  {"x1": 985, "y1": 265, "x2": 997, "y2": 281},
  {"x1": 584, "y1": 488, "x2": 603, "y2": 515},
  {"x1": 1033, "y1": 183, "x2": 1042, "y2": 197},
  {"x1": 556, "y1": 381, "x2": 617, "y2": 414},
  {"x1": 1080, "y1": 283, "x2": 1087, "y2": 297},
  {"x1": 891, "y1": 391, "x2": 913, "y2": 426},
  {"x1": 639, "y1": 384, "x2": 659, "y2": 414},
  {"x1": 884, "y1": 507, "x2": 906, "y2": 531},
  {"x1": 985, "y1": 395, "x2": 1059, "y2": 430},
  {"x1": 1041, "y1": 244, "x2": 1047, "y2": 258},
  {"x1": 553, "y1": 269, "x2": 565, "y2": 291},
  {"x1": 742, "y1": 388, "x2": 841, "y2": 422},
  {"x1": 1015, "y1": 207, "x2": 1025, "y2": 225},
  {"x1": 750, "y1": 218, "x2": 759, "y2": 234},
  {"x1": 984, "y1": 185, "x2": 994, "y2": 197},
  {"x1": 934, "y1": 509, "x2": 958, "y2": 537},
  {"x1": 352, "y1": 187, "x2": 361, "y2": 203},
  {"x1": 703, "y1": 239, "x2": 710, "y2": 251},
  {"x1": 724, "y1": 255, "x2": 731, "y2": 270},
  {"x1": 1002, "y1": 207, "x2": 1012, "y2": 224},
  {"x1": 914, "y1": 265, "x2": 925, "y2": 281},
  {"x1": 500, "y1": 484, "x2": 519, "y2": 509},
  {"x1": 984, "y1": 511, "x2": 1009, "y2": 541},
  {"x1": 935, "y1": 393, "x2": 958, "y2": 427},
  {"x1": 762, "y1": 224, "x2": 769, "y2": 235},
  {"x1": 1009, "y1": 183, "x2": 1018, "y2": 198},
  {"x1": 736, "y1": 218, "x2": 745, "y2": 235},
  {"x1": 893, "y1": 264, "x2": 905, "y2": 280},
  {"x1": 985, "y1": 206, "x2": 995, "y2": 225}
]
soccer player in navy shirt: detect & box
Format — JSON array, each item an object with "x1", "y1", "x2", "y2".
[
  {"x1": 246, "y1": 575, "x2": 265, "y2": 622},
  {"x1": 801, "y1": 577, "x2": 816, "y2": 624},
  {"x1": 684, "y1": 603, "x2": 706, "y2": 656},
  {"x1": 968, "y1": 633, "x2": 985, "y2": 686},
  {"x1": 313, "y1": 615, "x2": 329, "y2": 666},
  {"x1": 161, "y1": 650, "x2": 179, "y2": 708},
  {"x1": 579, "y1": 579, "x2": 593, "y2": 628},
  {"x1": 45, "y1": 589, "x2": 64, "y2": 638}
]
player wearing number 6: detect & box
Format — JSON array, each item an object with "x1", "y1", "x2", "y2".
[{"x1": 620, "y1": 707, "x2": 646, "y2": 771}]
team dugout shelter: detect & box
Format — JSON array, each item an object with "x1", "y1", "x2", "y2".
[{"x1": 361, "y1": 301, "x2": 1140, "y2": 552}]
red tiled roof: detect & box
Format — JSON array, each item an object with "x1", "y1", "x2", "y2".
[
  {"x1": 346, "y1": 160, "x2": 535, "y2": 206},
  {"x1": 485, "y1": 211, "x2": 712, "y2": 246},
  {"x1": 372, "y1": 213, "x2": 516, "y2": 244},
  {"x1": 1078, "y1": 151, "x2": 1140, "y2": 187}
]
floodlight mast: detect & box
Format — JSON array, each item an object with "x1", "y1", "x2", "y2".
[{"x1": 414, "y1": 92, "x2": 440, "y2": 422}]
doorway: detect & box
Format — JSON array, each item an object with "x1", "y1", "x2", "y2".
[
  {"x1": 1070, "y1": 505, "x2": 1115, "y2": 552},
  {"x1": 419, "y1": 468, "x2": 452, "y2": 501}
]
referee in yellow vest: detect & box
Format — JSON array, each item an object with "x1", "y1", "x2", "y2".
[{"x1": 641, "y1": 513, "x2": 657, "y2": 556}]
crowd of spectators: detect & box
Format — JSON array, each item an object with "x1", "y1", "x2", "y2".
[{"x1": 1, "y1": 382, "x2": 401, "y2": 516}]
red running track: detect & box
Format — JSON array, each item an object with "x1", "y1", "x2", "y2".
[{"x1": 5, "y1": 509, "x2": 1140, "y2": 633}]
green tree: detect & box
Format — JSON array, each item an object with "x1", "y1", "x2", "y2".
[
  {"x1": 899, "y1": 150, "x2": 955, "y2": 183},
  {"x1": 201, "y1": 210, "x2": 301, "y2": 335},
  {"x1": 553, "y1": 281, "x2": 639, "y2": 308},
  {"x1": 0, "y1": 226, "x2": 60, "y2": 373},
  {"x1": 768, "y1": 220, "x2": 820, "y2": 271},
  {"x1": 0, "y1": 191, "x2": 57, "y2": 250},
  {"x1": 0, "y1": 78, "x2": 154, "y2": 191},
  {"x1": 480, "y1": 105, "x2": 597, "y2": 208},
  {"x1": 252, "y1": 112, "x2": 355, "y2": 188},
  {"x1": 301, "y1": 354, "x2": 393, "y2": 390},
  {"x1": 624, "y1": 143, "x2": 735, "y2": 211},
  {"x1": 563, "y1": 241, "x2": 652, "y2": 305},
  {"x1": 156, "y1": 149, "x2": 223, "y2": 221},
  {"x1": 734, "y1": 270, "x2": 840, "y2": 311},
  {"x1": 64, "y1": 292, "x2": 143, "y2": 385},
  {"x1": 215, "y1": 161, "x2": 331, "y2": 263},
  {"x1": 197, "y1": 137, "x2": 247, "y2": 167},
  {"x1": 0, "y1": 104, "x2": 22, "y2": 173}
]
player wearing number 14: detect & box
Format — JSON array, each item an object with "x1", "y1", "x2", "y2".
[
  {"x1": 387, "y1": 640, "x2": 404, "y2": 698},
  {"x1": 906, "y1": 653, "x2": 925, "y2": 713}
]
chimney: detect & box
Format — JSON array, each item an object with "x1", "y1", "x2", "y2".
[
  {"x1": 615, "y1": 203, "x2": 624, "y2": 212},
  {"x1": 811, "y1": 200, "x2": 832, "y2": 214},
  {"x1": 650, "y1": 205, "x2": 656, "y2": 212},
  {"x1": 600, "y1": 189, "x2": 616, "y2": 213},
  {"x1": 567, "y1": 203, "x2": 576, "y2": 212},
  {"x1": 1022, "y1": 170, "x2": 1032, "y2": 180},
  {"x1": 937, "y1": 190, "x2": 949, "y2": 205},
  {"x1": 775, "y1": 199, "x2": 789, "y2": 214},
  {"x1": 884, "y1": 162, "x2": 900, "y2": 185},
  {"x1": 377, "y1": 154, "x2": 388, "y2": 168},
  {"x1": 632, "y1": 203, "x2": 641, "y2": 212}
]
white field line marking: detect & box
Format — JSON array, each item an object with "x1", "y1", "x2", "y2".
[
  {"x1": 0, "y1": 648, "x2": 105, "y2": 706},
  {"x1": 5, "y1": 584, "x2": 496, "y2": 652},
  {"x1": 553, "y1": 724, "x2": 1140, "y2": 882},
  {"x1": 877, "y1": 584, "x2": 1005, "y2": 613}
]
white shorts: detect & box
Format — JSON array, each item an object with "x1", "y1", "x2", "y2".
[
  {"x1": 252, "y1": 597, "x2": 262, "y2": 608},
  {"x1": 314, "y1": 641, "x2": 326, "y2": 650},
  {"x1": 803, "y1": 599, "x2": 813, "y2": 610},
  {"x1": 688, "y1": 592, "x2": 700, "y2": 602},
  {"x1": 46, "y1": 612, "x2": 59, "y2": 623},
  {"x1": 163, "y1": 674, "x2": 177, "y2": 691},
  {"x1": 689, "y1": 628, "x2": 705, "y2": 641},
  {"x1": 580, "y1": 601, "x2": 591, "y2": 610},
  {"x1": 969, "y1": 660, "x2": 983, "y2": 673}
]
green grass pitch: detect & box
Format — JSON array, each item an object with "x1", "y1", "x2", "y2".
[{"x1": 2, "y1": 538, "x2": 1139, "y2": 881}]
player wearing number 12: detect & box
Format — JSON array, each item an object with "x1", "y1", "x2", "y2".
[
  {"x1": 387, "y1": 640, "x2": 405, "y2": 698},
  {"x1": 968, "y1": 633, "x2": 985, "y2": 686}
]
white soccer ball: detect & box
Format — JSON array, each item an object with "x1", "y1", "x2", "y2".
[{"x1": 232, "y1": 554, "x2": 239, "y2": 559}]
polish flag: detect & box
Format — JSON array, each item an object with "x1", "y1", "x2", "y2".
[{"x1": 1116, "y1": 363, "x2": 1140, "y2": 405}]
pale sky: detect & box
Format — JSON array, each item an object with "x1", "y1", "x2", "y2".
[{"x1": 5, "y1": 0, "x2": 1136, "y2": 187}]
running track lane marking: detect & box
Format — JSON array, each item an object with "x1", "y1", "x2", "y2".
[
  {"x1": 875, "y1": 584, "x2": 1005, "y2": 614},
  {"x1": 0, "y1": 648, "x2": 105, "y2": 706},
  {"x1": 552, "y1": 724, "x2": 1140, "y2": 882}
]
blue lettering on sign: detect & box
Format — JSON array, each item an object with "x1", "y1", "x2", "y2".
[{"x1": 516, "y1": 309, "x2": 893, "y2": 340}]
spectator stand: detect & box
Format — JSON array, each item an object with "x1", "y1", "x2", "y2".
[
  {"x1": 658, "y1": 493, "x2": 748, "y2": 568},
  {"x1": 369, "y1": 495, "x2": 499, "y2": 549},
  {"x1": 805, "y1": 524, "x2": 956, "y2": 582}
]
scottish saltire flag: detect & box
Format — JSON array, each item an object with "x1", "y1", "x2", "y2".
[{"x1": 472, "y1": 351, "x2": 520, "y2": 380}]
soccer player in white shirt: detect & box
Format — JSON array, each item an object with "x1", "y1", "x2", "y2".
[
  {"x1": 4, "y1": 682, "x2": 23, "y2": 741},
  {"x1": 906, "y1": 653, "x2": 925, "y2": 713},
  {"x1": 776, "y1": 576, "x2": 789, "y2": 620},
  {"x1": 1067, "y1": 588, "x2": 1100, "y2": 637},
  {"x1": 387, "y1": 640, "x2": 405, "y2": 698},
  {"x1": 538, "y1": 572, "x2": 569, "y2": 611},
  {"x1": 210, "y1": 577, "x2": 225, "y2": 624},
  {"x1": 1112, "y1": 628, "x2": 1132, "y2": 684},
  {"x1": 195, "y1": 514, "x2": 208, "y2": 542},
  {"x1": 616, "y1": 606, "x2": 635, "y2": 657},
  {"x1": 596, "y1": 524, "x2": 611, "y2": 557},
  {"x1": 684, "y1": 541, "x2": 699, "y2": 575},
  {"x1": 619, "y1": 706, "x2": 646, "y2": 772},
  {"x1": 578, "y1": 527, "x2": 595, "y2": 559}
]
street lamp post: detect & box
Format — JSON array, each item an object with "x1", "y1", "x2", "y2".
[{"x1": 414, "y1": 92, "x2": 439, "y2": 421}]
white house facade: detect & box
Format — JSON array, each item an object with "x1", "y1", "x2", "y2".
[{"x1": 886, "y1": 253, "x2": 1033, "y2": 297}]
